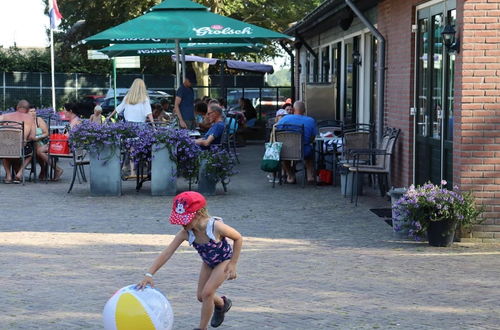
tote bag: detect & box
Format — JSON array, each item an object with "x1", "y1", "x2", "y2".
[
  {"x1": 260, "y1": 126, "x2": 282, "y2": 172},
  {"x1": 49, "y1": 134, "x2": 71, "y2": 154}
]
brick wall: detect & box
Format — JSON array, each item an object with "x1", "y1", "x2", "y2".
[
  {"x1": 377, "y1": 0, "x2": 417, "y2": 188},
  {"x1": 456, "y1": 0, "x2": 500, "y2": 242}
]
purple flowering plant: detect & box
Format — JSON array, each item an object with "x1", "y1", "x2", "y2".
[
  {"x1": 152, "y1": 127, "x2": 201, "y2": 180},
  {"x1": 69, "y1": 121, "x2": 138, "y2": 158},
  {"x1": 392, "y1": 180, "x2": 483, "y2": 240},
  {"x1": 200, "y1": 145, "x2": 237, "y2": 182}
]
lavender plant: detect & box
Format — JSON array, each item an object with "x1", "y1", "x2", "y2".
[
  {"x1": 392, "y1": 181, "x2": 483, "y2": 240},
  {"x1": 68, "y1": 121, "x2": 137, "y2": 157},
  {"x1": 200, "y1": 145, "x2": 237, "y2": 182}
]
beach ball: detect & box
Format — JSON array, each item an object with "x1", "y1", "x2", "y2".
[{"x1": 103, "y1": 284, "x2": 174, "y2": 330}]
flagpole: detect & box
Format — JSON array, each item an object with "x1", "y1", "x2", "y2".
[{"x1": 50, "y1": 28, "x2": 56, "y2": 112}]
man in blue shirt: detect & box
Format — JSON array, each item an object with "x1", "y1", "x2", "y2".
[
  {"x1": 174, "y1": 77, "x2": 195, "y2": 129},
  {"x1": 195, "y1": 105, "x2": 225, "y2": 148},
  {"x1": 276, "y1": 101, "x2": 317, "y2": 183}
]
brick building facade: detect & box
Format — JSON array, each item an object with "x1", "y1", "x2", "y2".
[{"x1": 287, "y1": 0, "x2": 500, "y2": 241}]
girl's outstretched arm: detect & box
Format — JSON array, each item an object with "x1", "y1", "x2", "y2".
[
  {"x1": 216, "y1": 222, "x2": 243, "y2": 280},
  {"x1": 136, "y1": 229, "x2": 187, "y2": 289}
]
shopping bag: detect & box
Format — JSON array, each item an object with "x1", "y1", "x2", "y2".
[
  {"x1": 318, "y1": 169, "x2": 333, "y2": 185},
  {"x1": 49, "y1": 134, "x2": 70, "y2": 154},
  {"x1": 260, "y1": 126, "x2": 282, "y2": 172}
]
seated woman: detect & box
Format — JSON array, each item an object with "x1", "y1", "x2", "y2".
[
  {"x1": 64, "y1": 102, "x2": 82, "y2": 130},
  {"x1": 239, "y1": 98, "x2": 257, "y2": 127},
  {"x1": 29, "y1": 106, "x2": 63, "y2": 181},
  {"x1": 194, "y1": 101, "x2": 210, "y2": 133},
  {"x1": 152, "y1": 103, "x2": 171, "y2": 122},
  {"x1": 89, "y1": 105, "x2": 105, "y2": 124}
]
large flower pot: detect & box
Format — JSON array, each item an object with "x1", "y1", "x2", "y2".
[
  {"x1": 427, "y1": 220, "x2": 457, "y2": 247},
  {"x1": 151, "y1": 144, "x2": 177, "y2": 196},
  {"x1": 197, "y1": 159, "x2": 217, "y2": 196},
  {"x1": 89, "y1": 145, "x2": 121, "y2": 196},
  {"x1": 388, "y1": 187, "x2": 409, "y2": 237},
  {"x1": 340, "y1": 171, "x2": 363, "y2": 197}
]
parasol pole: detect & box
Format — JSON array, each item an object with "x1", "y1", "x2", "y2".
[
  {"x1": 181, "y1": 48, "x2": 187, "y2": 82},
  {"x1": 113, "y1": 57, "x2": 117, "y2": 115},
  {"x1": 175, "y1": 39, "x2": 181, "y2": 89},
  {"x1": 50, "y1": 28, "x2": 56, "y2": 112}
]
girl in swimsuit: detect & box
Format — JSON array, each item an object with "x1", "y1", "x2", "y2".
[{"x1": 137, "y1": 191, "x2": 243, "y2": 330}]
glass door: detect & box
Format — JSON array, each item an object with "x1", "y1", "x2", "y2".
[
  {"x1": 343, "y1": 37, "x2": 359, "y2": 125},
  {"x1": 332, "y1": 42, "x2": 342, "y2": 119},
  {"x1": 415, "y1": 1, "x2": 455, "y2": 186}
]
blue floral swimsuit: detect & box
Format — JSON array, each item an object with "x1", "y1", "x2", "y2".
[{"x1": 187, "y1": 217, "x2": 233, "y2": 268}]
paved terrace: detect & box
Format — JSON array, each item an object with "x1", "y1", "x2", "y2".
[{"x1": 1, "y1": 143, "x2": 499, "y2": 329}]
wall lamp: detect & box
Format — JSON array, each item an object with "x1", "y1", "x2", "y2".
[
  {"x1": 441, "y1": 24, "x2": 460, "y2": 54},
  {"x1": 352, "y1": 50, "x2": 362, "y2": 66}
]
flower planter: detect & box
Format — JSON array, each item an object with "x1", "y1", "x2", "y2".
[
  {"x1": 340, "y1": 171, "x2": 363, "y2": 197},
  {"x1": 197, "y1": 159, "x2": 217, "y2": 196},
  {"x1": 89, "y1": 145, "x2": 122, "y2": 196},
  {"x1": 388, "y1": 187, "x2": 409, "y2": 237},
  {"x1": 151, "y1": 143, "x2": 177, "y2": 196},
  {"x1": 427, "y1": 220, "x2": 457, "y2": 247}
]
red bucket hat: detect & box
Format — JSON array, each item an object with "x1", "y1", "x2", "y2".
[{"x1": 169, "y1": 191, "x2": 206, "y2": 225}]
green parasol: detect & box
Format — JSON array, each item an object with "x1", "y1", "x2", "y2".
[
  {"x1": 80, "y1": 0, "x2": 292, "y2": 86},
  {"x1": 99, "y1": 42, "x2": 264, "y2": 58}
]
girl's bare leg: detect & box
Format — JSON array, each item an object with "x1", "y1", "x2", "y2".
[{"x1": 198, "y1": 260, "x2": 229, "y2": 329}]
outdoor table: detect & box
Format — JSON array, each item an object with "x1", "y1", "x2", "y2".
[
  {"x1": 314, "y1": 135, "x2": 342, "y2": 181},
  {"x1": 188, "y1": 130, "x2": 201, "y2": 138}
]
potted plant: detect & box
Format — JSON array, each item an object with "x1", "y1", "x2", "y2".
[
  {"x1": 392, "y1": 181, "x2": 483, "y2": 246},
  {"x1": 69, "y1": 121, "x2": 136, "y2": 196},
  {"x1": 198, "y1": 145, "x2": 237, "y2": 195},
  {"x1": 151, "y1": 127, "x2": 200, "y2": 196}
]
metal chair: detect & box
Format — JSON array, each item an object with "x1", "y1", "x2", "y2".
[
  {"x1": 223, "y1": 115, "x2": 239, "y2": 163},
  {"x1": 318, "y1": 120, "x2": 343, "y2": 136},
  {"x1": 275, "y1": 123, "x2": 307, "y2": 187},
  {"x1": 0, "y1": 121, "x2": 30, "y2": 185},
  {"x1": 348, "y1": 127, "x2": 401, "y2": 206},
  {"x1": 47, "y1": 137, "x2": 89, "y2": 193}
]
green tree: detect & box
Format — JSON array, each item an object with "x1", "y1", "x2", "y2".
[{"x1": 47, "y1": 0, "x2": 322, "y2": 76}]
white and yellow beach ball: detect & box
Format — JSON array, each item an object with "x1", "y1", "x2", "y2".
[{"x1": 103, "y1": 285, "x2": 173, "y2": 330}]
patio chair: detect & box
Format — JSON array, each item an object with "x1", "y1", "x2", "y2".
[
  {"x1": 343, "y1": 123, "x2": 375, "y2": 147},
  {"x1": 0, "y1": 121, "x2": 29, "y2": 185},
  {"x1": 47, "y1": 137, "x2": 89, "y2": 193},
  {"x1": 275, "y1": 123, "x2": 307, "y2": 187},
  {"x1": 317, "y1": 120, "x2": 343, "y2": 137},
  {"x1": 223, "y1": 115, "x2": 239, "y2": 163},
  {"x1": 348, "y1": 127, "x2": 401, "y2": 206}
]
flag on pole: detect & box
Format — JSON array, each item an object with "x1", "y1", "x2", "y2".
[{"x1": 49, "y1": 0, "x2": 63, "y2": 29}]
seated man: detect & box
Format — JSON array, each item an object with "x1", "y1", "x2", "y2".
[
  {"x1": 0, "y1": 99, "x2": 35, "y2": 183},
  {"x1": 195, "y1": 104, "x2": 225, "y2": 149},
  {"x1": 276, "y1": 100, "x2": 317, "y2": 184}
]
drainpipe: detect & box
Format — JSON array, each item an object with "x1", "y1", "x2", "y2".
[{"x1": 345, "y1": 0, "x2": 386, "y2": 144}]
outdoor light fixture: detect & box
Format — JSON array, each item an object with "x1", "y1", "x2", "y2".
[
  {"x1": 441, "y1": 24, "x2": 460, "y2": 54},
  {"x1": 352, "y1": 50, "x2": 362, "y2": 66}
]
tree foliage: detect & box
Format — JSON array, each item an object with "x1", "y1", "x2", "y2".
[{"x1": 38, "y1": 0, "x2": 322, "y2": 74}]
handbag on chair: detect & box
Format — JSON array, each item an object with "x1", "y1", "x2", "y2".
[{"x1": 260, "y1": 126, "x2": 282, "y2": 172}]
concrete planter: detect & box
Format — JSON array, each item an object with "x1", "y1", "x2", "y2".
[
  {"x1": 151, "y1": 143, "x2": 177, "y2": 196},
  {"x1": 89, "y1": 144, "x2": 121, "y2": 196},
  {"x1": 197, "y1": 159, "x2": 217, "y2": 196},
  {"x1": 388, "y1": 187, "x2": 408, "y2": 237},
  {"x1": 340, "y1": 171, "x2": 363, "y2": 197}
]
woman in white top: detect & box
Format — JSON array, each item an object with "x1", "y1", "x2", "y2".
[{"x1": 107, "y1": 78, "x2": 155, "y2": 124}]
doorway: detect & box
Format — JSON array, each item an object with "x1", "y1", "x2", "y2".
[{"x1": 414, "y1": 0, "x2": 456, "y2": 186}]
